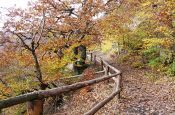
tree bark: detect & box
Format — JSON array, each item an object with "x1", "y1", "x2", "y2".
[
  {"x1": 31, "y1": 50, "x2": 43, "y2": 84},
  {"x1": 30, "y1": 50, "x2": 46, "y2": 115},
  {"x1": 73, "y1": 45, "x2": 87, "y2": 74},
  {"x1": 27, "y1": 100, "x2": 44, "y2": 115}
]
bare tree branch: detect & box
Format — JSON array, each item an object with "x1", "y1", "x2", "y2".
[
  {"x1": 12, "y1": 32, "x2": 32, "y2": 51},
  {"x1": 35, "y1": 9, "x2": 46, "y2": 50}
]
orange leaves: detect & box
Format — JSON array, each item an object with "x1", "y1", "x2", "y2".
[
  {"x1": 82, "y1": 68, "x2": 95, "y2": 81},
  {"x1": 79, "y1": 68, "x2": 95, "y2": 95},
  {"x1": 0, "y1": 48, "x2": 33, "y2": 68},
  {"x1": 79, "y1": 86, "x2": 93, "y2": 96},
  {"x1": 0, "y1": 83, "x2": 12, "y2": 99},
  {"x1": 0, "y1": 51, "x2": 16, "y2": 68},
  {"x1": 0, "y1": 0, "x2": 105, "y2": 100},
  {"x1": 157, "y1": 10, "x2": 173, "y2": 27},
  {"x1": 16, "y1": 53, "x2": 34, "y2": 67},
  {"x1": 162, "y1": 38, "x2": 174, "y2": 49}
]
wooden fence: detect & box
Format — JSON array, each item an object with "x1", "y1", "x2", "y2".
[{"x1": 0, "y1": 52, "x2": 122, "y2": 115}]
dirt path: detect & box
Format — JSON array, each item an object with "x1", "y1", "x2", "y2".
[
  {"x1": 52, "y1": 52, "x2": 175, "y2": 115},
  {"x1": 114, "y1": 64, "x2": 175, "y2": 115}
]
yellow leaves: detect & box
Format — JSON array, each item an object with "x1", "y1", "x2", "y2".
[
  {"x1": 136, "y1": 11, "x2": 152, "y2": 19},
  {"x1": 141, "y1": 1, "x2": 151, "y2": 7},
  {"x1": 143, "y1": 38, "x2": 163, "y2": 48},
  {"x1": 155, "y1": 26, "x2": 173, "y2": 36},
  {"x1": 143, "y1": 38, "x2": 173, "y2": 49},
  {"x1": 47, "y1": 32, "x2": 54, "y2": 38},
  {"x1": 43, "y1": 73, "x2": 61, "y2": 83},
  {"x1": 157, "y1": 26, "x2": 167, "y2": 32},
  {"x1": 7, "y1": 76, "x2": 39, "y2": 95},
  {"x1": 42, "y1": 58, "x2": 61, "y2": 71},
  {"x1": 164, "y1": 0, "x2": 175, "y2": 9}
]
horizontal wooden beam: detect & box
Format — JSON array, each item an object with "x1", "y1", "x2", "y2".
[
  {"x1": 102, "y1": 61, "x2": 120, "y2": 73},
  {"x1": 60, "y1": 70, "x2": 105, "y2": 80},
  {"x1": 0, "y1": 72, "x2": 120, "y2": 109},
  {"x1": 84, "y1": 89, "x2": 121, "y2": 115},
  {"x1": 87, "y1": 54, "x2": 120, "y2": 74}
]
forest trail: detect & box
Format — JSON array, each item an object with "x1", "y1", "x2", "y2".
[{"x1": 53, "y1": 52, "x2": 175, "y2": 115}]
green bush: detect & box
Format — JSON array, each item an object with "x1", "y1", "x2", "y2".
[
  {"x1": 167, "y1": 61, "x2": 175, "y2": 76},
  {"x1": 147, "y1": 57, "x2": 161, "y2": 68},
  {"x1": 143, "y1": 46, "x2": 160, "y2": 60},
  {"x1": 159, "y1": 49, "x2": 174, "y2": 65}
]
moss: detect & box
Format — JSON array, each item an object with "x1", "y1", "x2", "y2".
[
  {"x1": 131, "y1": 61, "x2": 144, "y2": 68},
  {"x1": 117, "y1": 54, "x2": 130, "y2": 64}
]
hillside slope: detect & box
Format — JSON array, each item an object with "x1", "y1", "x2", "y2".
[{"x1": 52, "y1": 53, "x2": 175, "y2": 115}]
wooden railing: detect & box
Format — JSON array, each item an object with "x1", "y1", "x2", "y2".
[
  {"x1": 85, "y1": 52, "x2": 122, "y2": 115},
  {"x1": 0, "y1": 52, "x2": 122, "y2": 115}
]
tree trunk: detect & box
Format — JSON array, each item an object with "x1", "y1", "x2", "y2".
[
  {"x1": 27, "y1": 99, "x2": 44, "y2": 115},
  {"x1": 30, "y1": 51, "x2": 45, "y2": 115},
  {"x1": 31, "y1": 51, "x2": 42, "y2": 82},
  {"x1": 73, "y1": 45, "x2": 87, "y2": 74}
]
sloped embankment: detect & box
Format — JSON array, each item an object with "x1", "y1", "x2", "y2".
[{"x1": 52, "y1": 52, "x2": 175, "y2": 115}]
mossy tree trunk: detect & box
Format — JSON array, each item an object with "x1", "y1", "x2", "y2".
[{"x1": 73, "y1": 45, "x2": 87, "y2": 75}]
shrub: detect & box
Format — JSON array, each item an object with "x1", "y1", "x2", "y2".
[
  {"x1": 147, "y1": 57, "x2": 161, "y2": 69},
  {"x1": 117, "y1": 54, "x2": 130, "y2": 64},
  {"x1": 167, "y1": 61, "x2": 175, "y2": 76}
]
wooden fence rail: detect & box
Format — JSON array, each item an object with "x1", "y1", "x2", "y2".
[
  {"x1": 84, "y1": 53, "x2": 122, "y2": 114},
  {"x1": 0, "y1": 52, "x2": 122, "y2": 115}
]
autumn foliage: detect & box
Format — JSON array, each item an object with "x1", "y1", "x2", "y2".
[{"x1": 0, "y1": 0, "x2": 175, "y2": 114}]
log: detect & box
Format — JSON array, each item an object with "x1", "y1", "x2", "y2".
[
  {"x1": 60, "y1": 70, "x2": 105, "y2": 80},
  {"x1": 0, "y1": 73, "x2": 120, "y2": 109},
  {"x1": 84, "y1": 89, "x2": 121, "y2": 115}
]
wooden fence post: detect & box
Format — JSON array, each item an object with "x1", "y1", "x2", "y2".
[
  {"x1": 27, "y1": 99, "x2": 44, "y2": 115},
  {"x1": 94, "y1": 55, "x2": 96, "y2": 65},
  {"x1": 0, "y1": 53, "x2": 122, "y2": 114},
  {"x1": 105, "y1": 66, "x2": 109, "y2": 75},
  {"x1": 116, "y1": 73, "x2": 122, "y2": 99},
  {"x1": 100, "y1": 58, "x2": 103, "y2": 71},
  {"x1": 90, "y1": 53, "x2": 93, "y2": 62}
]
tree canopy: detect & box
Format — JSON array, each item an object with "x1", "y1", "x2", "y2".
[{"x1": 0, "y1": 0, "x2": 175, "y2": 114}]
